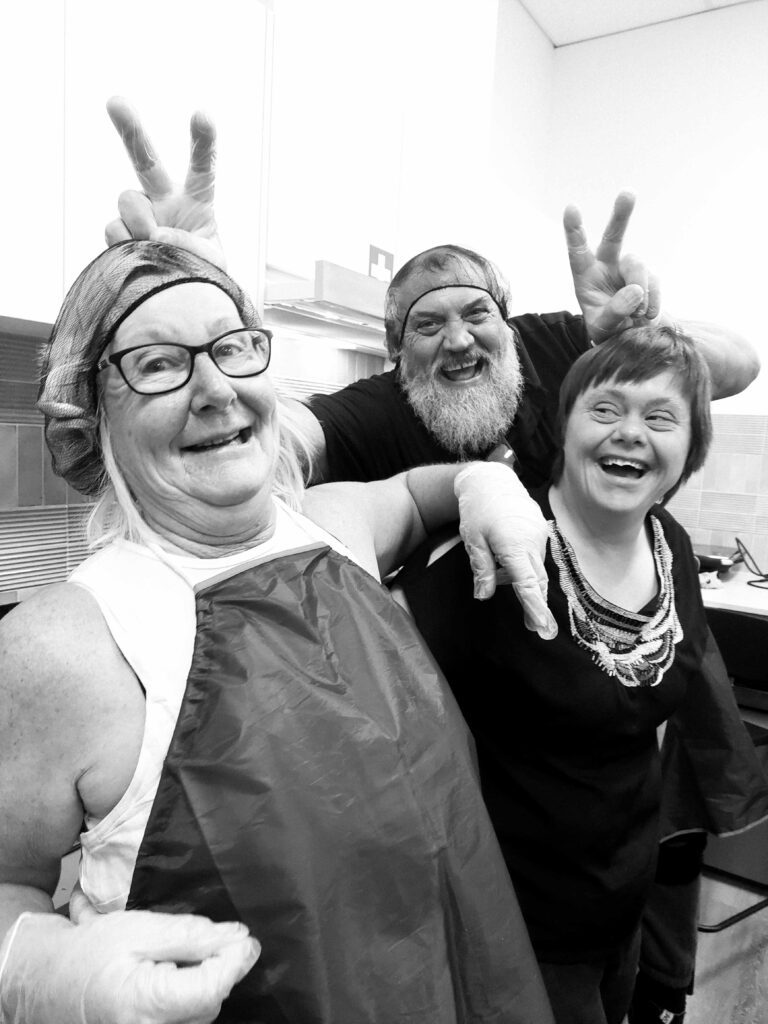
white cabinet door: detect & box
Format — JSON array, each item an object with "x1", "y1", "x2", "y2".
[
  {"x1": 63, "y1": 0, "x2": 272, "y2": 308},
  {"x1": 0, "y1": 1, "x2": 66, "y2": 322}
]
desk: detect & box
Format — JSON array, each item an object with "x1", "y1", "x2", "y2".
[{"x1": 701, "y1": 563, "x2": 768, "y2": 618}]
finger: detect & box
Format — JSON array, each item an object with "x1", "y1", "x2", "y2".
[
  {"x1": 594, "y1": 189, "x2": 636, "y2": 267},
  {"x1": 68, "y1": 882, "x2": 100, "y2": 923},
  {"x1": 461, "y1": 537, "x2": 499, "y2": 601},
  {"x1": 117, "y1": 190, "x2": 158, "y2": 239},
  {"x1": 105, "y1": 217, "x2": 132, "y2": 246},
  {"x1": 149, "y1": 227, "x2": 227, "y2": 269},
  {"x1": 113, "y1": 912, "x2": 252, "y2": 962},
  {"x1": 617, "y1": 253, "x2": 649, "y2": 315},
  {"x1": 185, "y1": 110, "x2": 217, "y2": 203},
  {"x1": 563, "y1": 203, "x2": 594, "y2": 276},
  {"x1": 496, "y1": 551, "x2": 556, "y2": 638},
  {"x1": 587, "y1": 284, "x2": 645, "y2": 342},
  {"x1": 645, "y1": 271, "x2": 662, "y2": 321},
  {"x1": 136, "y1": 937, "x2": 260, "y2": 1021},
  {"x1": 107, "y1": 95, "x2": 174, "y2": 199}
]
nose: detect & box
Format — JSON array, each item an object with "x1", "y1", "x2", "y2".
[
  {"x1": 612, "y1": 412, "x2": 646, "y2": 444},
  {"x1": 188, "y1": 352, "x2": 238, "y2": 412},
  {"x1": 441, "y1": 318, "x2": 473, "y2": 353}
]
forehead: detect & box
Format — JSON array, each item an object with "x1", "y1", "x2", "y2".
[
  {"x1": 407, "y1": 286, "x2": 498, "y2": 319},
  {"x1": 111, "y1": 282, "x2": 242, "y2": 353},
  {"x1": 581, "y1": 370, "x2": 689, "y2": 406}
]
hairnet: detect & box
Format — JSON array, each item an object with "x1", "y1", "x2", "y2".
[
  {"x1": 383, "y1": 244, "x2": 511, "y2": 359},
  {"x1": 38, "y1": 240, "x2": 259, "y2": 496}
]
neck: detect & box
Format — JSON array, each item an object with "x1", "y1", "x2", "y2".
[
  {"x1": 548, "y1": 481, "x2": 648, "y2": 552},
  {"x1": 140, "y1": 495, "x2": 279, "y2": 558}
]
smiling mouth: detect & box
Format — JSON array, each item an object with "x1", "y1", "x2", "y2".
[
  {"x1": 440, "y1": 358, "x2": 485, "y2": 383},
  {"x1": 599, "y1": 457, "x2": 648, "y2": 480},
  {"x1": 183, "y1": 427, "x2": 253, "y2": 453}
]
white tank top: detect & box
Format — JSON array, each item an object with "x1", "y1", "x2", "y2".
[{"x1": 70, "y1": 500, "x2": 367, "y2": 913}]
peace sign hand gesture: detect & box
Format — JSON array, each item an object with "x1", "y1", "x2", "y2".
[
  {"x1": 104, "y1": 96, "x2": 225, "y2": 268},
  {"x1": 564, "y1": 190, "x2": 661, "y2": 344}
]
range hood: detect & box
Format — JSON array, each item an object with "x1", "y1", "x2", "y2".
[{"x1": 265, "y1": 260, "x2": 388, "y2": 356}]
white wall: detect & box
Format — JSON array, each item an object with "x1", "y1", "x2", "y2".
[
  {"x1": 267, "y1": 0, "x2": 557, "y2": 290},
  {"x1": 0, "y1": 0, "x2": 271, "y2": 322},
  {"x1": 548, "y1": 1, "x2": 768, "y2": 412}
]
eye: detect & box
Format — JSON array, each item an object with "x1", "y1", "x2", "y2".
[
  {"x1": 646, "y1": 410, "x2": 678, "y2": 428},
  {"x1": 412, "y1": 318, "x2": 441, "y2": 336},
  {"x1": 465, "y1": 306, "x2": 492, "y2": 324},
  {"x1": 591, "y1": 403, "x2": 620, "y2": 421},
  {"x1": 128, "y1": 345, "x2": 187, "y2": 377}
]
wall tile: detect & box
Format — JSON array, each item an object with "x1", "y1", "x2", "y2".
[
  {"x1": 0, "y1": 424, "x2": 18, "y2": 509},
  {"x1": 43, "y1": 450, "x2": 68, "y2": 505},
  {"x1": 699, "y1": 490, "x2": 756, "y2": 535},
  {"x1": 17, "y1": 425, "x2": 43, "y2": 506},
  {"x1": 702, "y1": 451, "x2": 762, "y2": 493}
]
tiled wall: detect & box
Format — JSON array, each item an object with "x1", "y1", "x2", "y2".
[
  {"x1": 668, "y1": 413, "x2": 768, "y2": 567},
  {"x1": 0, "y1": 318, "x2": 92, "y2": 605}
]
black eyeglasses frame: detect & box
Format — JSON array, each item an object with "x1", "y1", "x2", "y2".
[{"x1": 96, "y1": 326, "x2": 273, "y2": 396}]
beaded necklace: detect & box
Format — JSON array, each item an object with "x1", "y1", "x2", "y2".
[{"x1": 548, "y1": 515, "x2": 682, "y2": 689}]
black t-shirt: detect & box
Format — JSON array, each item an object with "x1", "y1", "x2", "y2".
[
  {"x1": 309, "y1": 311, "x2": 589, "y2": 488},
  {"x1": 394, "y1": 494, "x2": 708, "y2": 963}
]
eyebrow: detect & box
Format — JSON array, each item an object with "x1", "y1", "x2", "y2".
[{"x1": 591, "y1": 386, "x2": 687, "y2": 407}]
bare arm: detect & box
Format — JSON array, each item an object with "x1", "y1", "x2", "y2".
[
  {"x1": 304, "y1": 462, "x2": 557, "y2": 638},
  {"x1": 0, "y1": 586, "x2": 257, "y2": 1024}
]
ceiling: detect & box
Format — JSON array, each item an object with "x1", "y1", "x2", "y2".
[{"x1": 518, "y1": 0, "x2": 759, "y2": 46}]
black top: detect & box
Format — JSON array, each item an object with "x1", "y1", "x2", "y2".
[
  {"x1": 395, "y1": 494, "x2": 708, "y2": 964},
  {"x1": 309, "y1": 311, "x2": 589, "y2": 488}
]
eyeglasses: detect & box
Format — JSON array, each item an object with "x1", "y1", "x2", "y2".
[
  {"x1": 732, "y1": 536, "x2": 768, "y2": 590},
  {"x1": 96, "y1": 327, "x2": 273, "y2": 396}
]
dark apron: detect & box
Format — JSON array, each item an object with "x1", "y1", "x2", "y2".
[{"x1": 127, "y1": 544, "x2": 553, "y2": 1024}]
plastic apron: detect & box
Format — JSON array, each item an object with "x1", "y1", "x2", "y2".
[{"x1": 126, "y1": 544, "x2": 554, "y2": 1024}]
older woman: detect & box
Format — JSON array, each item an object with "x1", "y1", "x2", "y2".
[
  {"x1": 0, "y1": 241, "x2": 556, "y2": 1024},
  {"x1": 395, "y1": 325, "x2": 768, "y2": 1024}
]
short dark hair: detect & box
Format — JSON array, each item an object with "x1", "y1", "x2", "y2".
[{"x1": 551, "y1": 324, "x2": 713, "y2": 502}]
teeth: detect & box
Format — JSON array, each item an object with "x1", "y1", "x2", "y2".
[
  {"x1": 189, "y1": 429, "x2": 245, "y2": 451},
  {"x1": 602, "y1": 458, "x2": 644, "y2": 469}
]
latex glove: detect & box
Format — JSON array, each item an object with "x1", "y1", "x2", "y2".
[
  {"x1": 564, "y1": 190, "x2": 662, "y2": 344},
  {"x1": 0, "y1": 909, "x2": 259, "y2": 1024},
  {"x1": 104, "y1": 96, "x2": 225, "y2": 268},
  {"x1": 454, "y1": 463, "x2": 557, "y2": 639}
]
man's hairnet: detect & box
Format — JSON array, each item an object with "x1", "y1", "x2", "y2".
[
  {"x1": 38, "y1": 240, "x2": 259, "y2": 496},
  {"x1": 383, "y1": 244, "x2": 511, "y2": 360}
]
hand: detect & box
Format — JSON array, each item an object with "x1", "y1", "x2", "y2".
[
  {"x1": 105, "y1": 96, "x2": 225, "y2": 268},
  {"x1": 0, "y1": 909, "x2": 259, "y2": 1024},
  {"x1": 454, "y1": 463, "x2": 557, "y2": 640},
  {"x1": 564, "y1": 190, "x2": 661, "y2": 344}
]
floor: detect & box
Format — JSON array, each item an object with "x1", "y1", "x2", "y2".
[{"x1": 686, "y1": 875, "x2": 768, "y2": 1023}]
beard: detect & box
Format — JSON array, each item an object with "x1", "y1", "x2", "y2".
[{"x1": 400, "y1": 342, "x2": 524, "y2": 458}]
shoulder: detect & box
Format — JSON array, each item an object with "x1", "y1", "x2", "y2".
[
  {"x1": 309, "y1": 370, "x2": 401, "y2": 419},
  {"x1": 0, "y1": 582, "x2": 137, "y2": 744},
  {"x1": 509, "y1": 311, "x2": 590, "y2": 364},
  {"x1": 302, "y1": 482, "x2": 378, "y2": 574}
]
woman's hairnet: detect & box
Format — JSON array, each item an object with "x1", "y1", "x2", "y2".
[
  {"x1": 383, "y1": 244, "x2": 511, "y2": 360},
  {"x1": 38, "y1": 240, "x2": 259, "y2": 496}
]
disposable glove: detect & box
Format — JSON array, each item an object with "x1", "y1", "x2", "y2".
[
  {"x1": 455, "y1": 462, "x2": 557, "y2": 639},
  {"x1": 0, "y1": 909, "x2": 259, "y2": 1024}
]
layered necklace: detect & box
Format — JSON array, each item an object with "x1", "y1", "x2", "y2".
[{"x1": 548, "y1": 515, "x2": 682, "y2": 688}]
